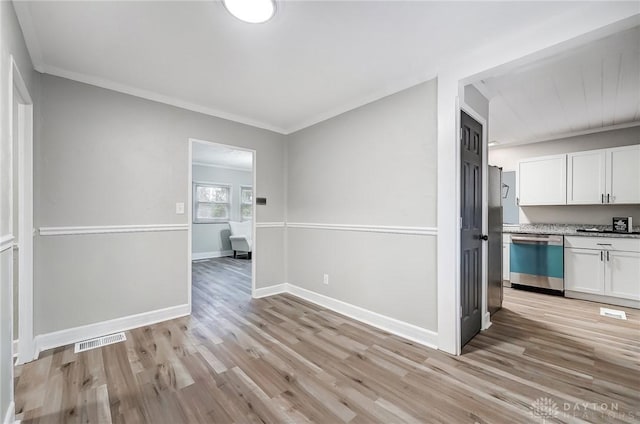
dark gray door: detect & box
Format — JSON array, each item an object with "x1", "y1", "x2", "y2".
[{"x1": 460, "y1": 111, "x2": 483, "y2": 347}]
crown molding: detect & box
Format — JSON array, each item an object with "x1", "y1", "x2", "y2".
[
  {"x1": 40, "y1": 64, "x2": 289, "y2": 134},
  {"x1": 283, "y1": 72, "x2": 438, "y2": 135},
  {"x1": 12, "y1": 1, "x2": 45, "y2": 72}
]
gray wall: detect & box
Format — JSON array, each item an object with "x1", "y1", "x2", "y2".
[
  {"x1": 286, "y1": 79, "x2": 438, "y2": 331},
  {"x1": 1, "y1": 0, "x2": 38, "y2": 419},
  {"x1": 35, "y1": 74, "x2": 286, "y2": 335},
  {"x1": 489, "y1": 126, "x2": 640, "y2": 225},
  {"x1": 192, "y1": 164, "x2": 252, "y2": 256}
]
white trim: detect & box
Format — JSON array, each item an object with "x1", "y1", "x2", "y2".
[
  {"x1": 253, "y1": 284, "x2": 288, "y2": 299},
  {"x1": 39, "y1": 224, "x2": 188, "y2": 236},
  {"x1": 12, "y1": 2, "x2": 45, "y2": 72},
  {"x1": 34, "y1": 304, "x2": 190, "y2": 355},
  {"x1": 192, "y1": 250, "x2": 233, "y2": 261},
  {"x1": 286, "y1": 222, "x2": 437, "y2": 236},
  {"x1": 256, "y1": 222, "x2": 285, "y2": 228},
  {"x1": 41, "y1": 65, "x2": 288, "y2": 134},
  {"x1": 482, "y1": 312, "x2": 492, "y2": 331},
  {"x1": 285, "y1": 72, "x2": 438, "y2": 134},
  {"x1": 0, "y1": 235, "x2": 15, "y2": 253},
  {"x1": 11, "y1": 56, "x2": 37, "y2": 365},
  {"x1": 3, "y1": 402, "x2": 14, "y2": 424},
  {"x1": 285, "y1": 284, "x2": 438, "y2": 349},
  {"x1": 192, "y1": 161, "x2": 252, "y2": 173},
  {"x1": 12, "y1": 340, "x2": 18, "y2": 358}
]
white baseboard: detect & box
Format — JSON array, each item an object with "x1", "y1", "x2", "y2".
[
  {"x1": 482, "y1": 312, "x2": 492, "y2": 330},
  {"x1": 192, "y1": 250, "x2": 233, "y2": 261},
  {"x1": 34, "y1": 304, "x2": 190, "y2": 355},
  {"x1": 284, "y1": 283, "x2": 438, "y2": 349},
  {"x1": 3, "y1": 402, "x2": 14, "y2": 424},
  {"x1": 253, "y1": 284, "x2": 288, "y2": 299}
]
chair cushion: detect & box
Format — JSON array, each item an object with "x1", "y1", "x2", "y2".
[{"x1": 229, "y1": 220, "x2": 252, "y2": 241}]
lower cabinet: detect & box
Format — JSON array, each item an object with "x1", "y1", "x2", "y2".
[
  {"x1": 564, "y1": 236, "x2": 640, "y2": 302},
  {"x1": 502, "y1": 242, "x2": 510, "y2": 281},
  {"x1": 606, "y1": 250, "x2": 640, "y2": 300}
]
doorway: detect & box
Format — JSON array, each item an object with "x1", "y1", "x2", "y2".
[
  {"x1": 187, "y1": 139, "x2": 256, "y2": 314},
  {"x1": 460, "y1": 111, "x2": 484, "y2": 347},
  {"x1": 10, "y1": 57, "x2": 35, "y2": 365}
]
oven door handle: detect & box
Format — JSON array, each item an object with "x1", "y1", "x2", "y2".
[{"x1": 511, "y1": 236, "x2": 552, "y2": 244}]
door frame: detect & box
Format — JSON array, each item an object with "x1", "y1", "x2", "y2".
[
  {"x1": 187, "y1": 138, "x2": 257, "y2": 311},
  {"x1": 10, "y1": 56, "x2": 36, "y2": 364},
  {"x1": 459, "y1": 104, "x2": 491, "y2": 333}
]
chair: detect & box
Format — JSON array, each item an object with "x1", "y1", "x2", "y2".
[{"x1": 228, "y1": 220, "x2": 252, "y2": 259}]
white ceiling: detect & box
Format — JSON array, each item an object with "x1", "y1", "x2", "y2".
[
  {"x1": 192, "y1": 142, "x2": 253, "y2": 170},
  {"x1": 479, "y1": 25, "x2": 640, "y2": 147},
  {"x1": 14, "y1": 1, "x2": 635, "y2": 134}
]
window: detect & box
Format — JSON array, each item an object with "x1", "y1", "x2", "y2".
[
  {"x1": 240, "y1": 186, "x2": 253, "y2": 221},
  {"x1": 193, "y1": 183, "x2": 231, "y2": 223}
]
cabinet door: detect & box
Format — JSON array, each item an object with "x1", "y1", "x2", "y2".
[
  {"x1": 503, "y1": 243, "x2": 510, "y2": 280},
  {"x1": 518, "y1": 155, "x2": 567, "y2": 205},
  {"x1": 607, "y1": 145, "x2": 640, "y2": 204},
  {"x1": 605, "y1": 250, "x2": 640, "y2": 300},
  {"x1": 567, "y1": 150, "x2": 606, "y2": 204},
  {"x1": 564, "y1": 248, "x2": 604, "y2": 294}
]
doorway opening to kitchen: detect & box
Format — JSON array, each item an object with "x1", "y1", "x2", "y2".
[{"x1": 453, "y1": 18, "x2": 639, "y2": 354}]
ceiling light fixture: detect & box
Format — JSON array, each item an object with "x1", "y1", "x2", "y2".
[{"x1": 223, "y1": 0, "x2": 276, "y2": 24}]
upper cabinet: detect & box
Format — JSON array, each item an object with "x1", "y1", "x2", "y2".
[
  {"x1": 607, "y1": 145, "x2": 640, "y2": 204},
  {"x1": 519, "y1": 144, "x2": 640, "y2": 206},
  {"x1": 517, "y1": 154, "x2": 567, "y2": 206},
  {"x1": 567, "y1": 145, "x2": 640, "y2": 205},
  {"x1": 567, "y1": 150, "x2": 606, "y2": 204}
]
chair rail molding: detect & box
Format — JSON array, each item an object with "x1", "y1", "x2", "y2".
[
  {"x1": 0, "y1": 234, "x2": 15, "y2": 252},
  {"x1": 256, "y1": 222, "x2": 286, "y2": 228},
  {"x1": 286, "y1": 222, "x2": 437, "y2": 236},
  {"x1": 39, "y1": 224, "x2": 189, "y2": 236}
]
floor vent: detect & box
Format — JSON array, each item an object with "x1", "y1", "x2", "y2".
[
  {"x1": 74, "y1": 332, "x2": 127, "y2": 353},
  {"x1": 600, "y1": 307, "x2": 627, "y2": 320}
]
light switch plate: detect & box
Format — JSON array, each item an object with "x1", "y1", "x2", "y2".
[{"x1": 176, "y1": 202, "x2": 185, "y2": 214}]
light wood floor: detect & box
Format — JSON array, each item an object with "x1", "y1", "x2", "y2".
[{"x1": 15, "y1": 257, "x2": 640, "y2": 423}]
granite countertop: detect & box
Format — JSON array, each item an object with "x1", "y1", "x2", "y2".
[{"x1": 503, "y1": 224, "x2": 640, "y2": 239}]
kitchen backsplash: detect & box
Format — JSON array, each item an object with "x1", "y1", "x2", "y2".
[{"x1": 519, "y1": 205, "x2": 640, "y2": 226}]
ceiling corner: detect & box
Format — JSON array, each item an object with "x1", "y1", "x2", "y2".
[{"x1": 13, "y1": 1, "x2": 45, "y2": 72}]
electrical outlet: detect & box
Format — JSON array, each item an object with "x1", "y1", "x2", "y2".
[
  {"x1": 176, "y1": 202, "x2": 185, "y2": 214},
  {"x1": 323, "y1": 274, "x2": 329, "y2": 285}
]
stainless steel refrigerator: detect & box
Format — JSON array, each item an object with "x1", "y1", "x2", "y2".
[{"x1": 488, "y1": 165, "x2": 503, "y2": 315}]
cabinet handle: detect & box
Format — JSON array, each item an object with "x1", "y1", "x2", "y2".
[
  {"x1": 597, "y1": 243, "x2": 612, "y2": 246},
  {"x1": 607, "y1": 194, "x2": 611, "y2": 203},
  {"x1": 600, "y1": 251, "x2": 604, "y2": 261},
  {"x1": 607, "y1": 251, "x2": 610, "y2": 262},
  {"x1": 601, "y1": 194, "x2": 604, "y2": 204}
]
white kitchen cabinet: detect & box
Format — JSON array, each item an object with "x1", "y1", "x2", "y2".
[
  {"x1": 606, "y1": 250, "x2": 640, "y2": 300},
  {"x1": 567, "y1": 150, "x2": 606, "y2": 204},
  {"x1": 607, "y1": 145, "x2": 640, "y2": 204},
  {"x1": 565, "y1": 144, "x2": 640, "y2": 205},
  {"x1": 517, "y1": 154, "x2": 566, "y2": 206},
  {"x1": 502, "y1": 234, "x2": 511, "y2": 281},
  {"x1": 564, "y1": 236, "x2": 640, "y2": 303},
  {"x1": 565, "y1": 248, "x2": 606, "y2": 294}
]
